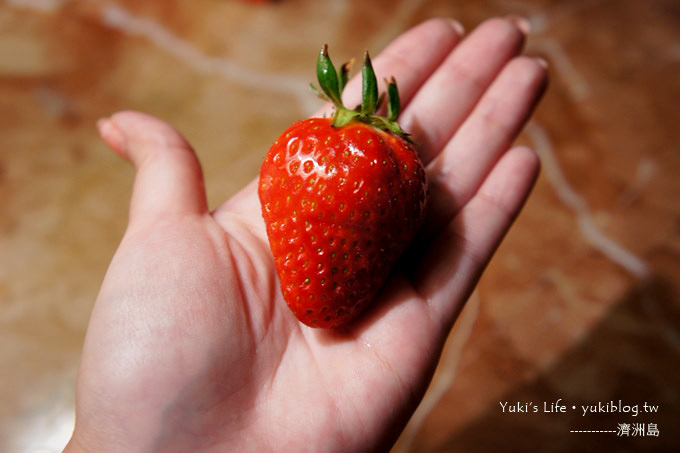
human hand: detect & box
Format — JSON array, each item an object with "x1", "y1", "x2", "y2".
[{"x1": 66, "y1": 17, "x2": 547, "y2": 452}]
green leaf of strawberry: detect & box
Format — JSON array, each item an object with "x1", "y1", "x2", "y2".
[{"x1": 259, "y1": 45, "x2": 427, "y2": 328}]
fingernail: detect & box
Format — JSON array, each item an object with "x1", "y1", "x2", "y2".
[
  {"x1": 450, "y1": 19, "x2": 465, "y2": 35},
  {"x1": 506, "y1": 15, "x2": 531, "y2": 35},
  {"x1": 97, "y1": 117, "x2": 127, "y2": 156},
  {"x1": 534, "y1": 56, "x2": 549, "y2": 69}
]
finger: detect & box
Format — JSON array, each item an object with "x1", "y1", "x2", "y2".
[
  {"x1": 424, "y1": 55, "x2": 548, "y2": 234},
  {"x1": 401, "y1": 17, "x2": 529, "y2": 163},
  {"x1": 98, "y1": 111, "x2": 209, "y2": 227},
  {"x1": 316, "y1": 18, "x2": 466, "y2": 118},
  {"x1": 415, "y1": 146, "x2": 540, "y2": 325}
]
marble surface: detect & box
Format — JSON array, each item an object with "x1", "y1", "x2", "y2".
[{"x1": 1, "y1": 0, "x2": 679, "y2": 451}]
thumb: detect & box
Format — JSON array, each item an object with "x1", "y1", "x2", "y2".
[{"x1": 98, "y1": 111, "x2": 209, "y2": 226}]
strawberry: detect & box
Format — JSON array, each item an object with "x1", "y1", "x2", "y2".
[{"x1": 258, "y1": 45, "x2": 427, "y2": 328}]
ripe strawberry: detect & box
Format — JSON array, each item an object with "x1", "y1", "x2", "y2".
[{"x1": 259, "y1": 45, "x2": 427, "y2": 328}]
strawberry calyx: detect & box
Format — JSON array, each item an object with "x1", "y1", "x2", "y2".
[{"x1": 312, "y1": 44, "x2": 412, "y2": 142}]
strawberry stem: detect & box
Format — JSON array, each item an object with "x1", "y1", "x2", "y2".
[
  {"x1": 361, "y1": 51, "x2": 378, "y2": 116},
  {"x1": 316, "y1": 44, "x2": 343, "y2": 108},
  {"x1": 312, "y1": 45, "x2": 412, "y2": 142},
  {"x1": 339, "y1": 60, "x2": 353, "y2": 95},
  {"x1": 386, "y1": 77, "x2": 401, "y2": 123}
]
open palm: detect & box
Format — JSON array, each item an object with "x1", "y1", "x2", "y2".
[{"x1": 67, "y1": 17, "x2": 547, "y2": 452}]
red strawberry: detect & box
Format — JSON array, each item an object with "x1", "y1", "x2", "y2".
[{"x1": 259, "y1": 45, "x2": 427, "y2": 328}]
